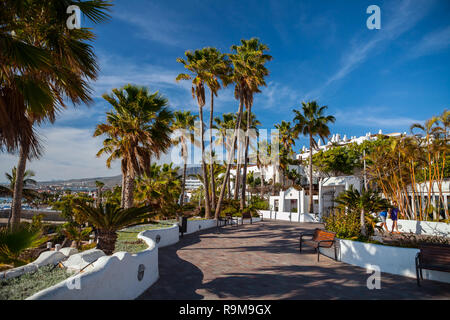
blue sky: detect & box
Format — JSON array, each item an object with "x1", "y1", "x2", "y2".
[{"x1": 1, "y1": 0, "x2": 450, "y2": 181}]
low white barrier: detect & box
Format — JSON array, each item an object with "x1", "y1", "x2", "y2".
[
  {"x1": 383, "y1": 219, "x2": 450, "y2": 237},
  {"x1": 27, "y1": 219, "x2": 220, "y2": 300},
  {"x1": 320, "y1": 239, "x2": 450, "y2": 284},
  {"x1": 259, "y1": 210, "x2": 318, "y2": 223}
]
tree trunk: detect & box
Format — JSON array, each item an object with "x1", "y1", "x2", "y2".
[
  {"x1": 240, "y1": 105, "x2": 252, "y2": 210},
  {"x1": 215, "y1": 99, "x2": 244, "y2": 219},
  {"x1": 199, "y1": 106, "x2": 212, "y2": 219},
  {"x1": 180, "y1": 162, "x2": 187, "y2": 207},
  {"x1": 234, "y1": 164, "x2": 241, "y2": 200},
  {"x1": 97, "y1": 229, "x2": 118, "y2": 255},
  {"x1": 209, "y1": 91, "x2": 216, "y2": 212},
  {"x1": 260, "y1": 169, "x2": 264, "y2": 199},
  {"x1": 224, "y1": 139, "x2": 232, "y2": 199},
  {"x1": 361, "y1": 208, "x2": 367, "y2": 237},
  {"x1": 123, "y1": 173, "x2": 135, "y2": 209},
  {"x1": 96, "y1": 187, "x2": 102, "y2": 208},
  {"x1": 121, "y1": 171, "x2": 126, "y2": 207},
  {"x1": 11, "y1": 142, "x2": 29, "y2": 229},
  {"x1": 308, "y1": 135, "x2": 314, "y2": 213}
]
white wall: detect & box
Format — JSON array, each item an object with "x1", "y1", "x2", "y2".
[
  {"x1": 259, "y1": 210, "x2": 318, "y2": 223},
  {"x1": 320, "y1": 239, "x2": 450, "y2": 284},
  {"x1": 383, "y1": 219, "x2": 450, "y2": 237},
  {"x1": 28, "y1": 219, "x2": 219, "y2": 300},
  {"x1": 140, "y1": 224, "x2": 179, "y2": 248}
]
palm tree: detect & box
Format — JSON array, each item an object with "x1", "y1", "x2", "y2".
[
  {"x1": 74, "y1": 203, "x2": 154, "y2": 255},
  {"x1": 216, "y1": 38, "x2": 272, "y2": 218},
  {"x1": 135, "y1": 163, "x2": 181, "y2": 219},
  {"x1": 200, "y1": 48, "x2": 231, "y2": 211},
  {"x1": 240, "y1": 111, "x2": 261, "y2": 206},
  {"x1": 293, "y1": 101, "x2": 335, "y2": 213},
  {"x1": 95, "y1": 181, "x2": 105, "y2": 208},
  {"x1": 3, "y1": 1, "x2": 111, "y2": 229},
  {"x1": 176, "y1": 50, "x2": 213, "y2": 218},
  {"x1": 94, "y1": 85, "x2": 173, "y2": 208},
  {"x1": 411, "y1": 117, "x2": 443, "y2": 220},
  {"x1": 335, "y1": 185, "x2": 390, "y2": 236},
  {"x1": 172, "y1": 111, "x2": 198, "y2": 207},
  {"x1": 274, "y1": 121, "x2": 296, "y2": 187},
  {"x1": 214, "y1": 113, "x2": 236, "y2": 199},
  {"x1": 0, "y1": 167, "x2": 40, "y2": 227},
  {"x1": 0, "y1": 224, "x2": 46, "y2": 267}
]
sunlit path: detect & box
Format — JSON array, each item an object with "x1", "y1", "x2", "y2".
[{"x1": 138, "y1": 221, "x2": 450, "y2": 300}]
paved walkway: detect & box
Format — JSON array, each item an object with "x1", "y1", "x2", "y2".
[{"x1": 138, "y1": 220, "x2": 450, "y2": 300}]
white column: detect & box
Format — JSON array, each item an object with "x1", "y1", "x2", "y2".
[
  {"x1": 280, "y1": 190, "x2": 285, "y2": 212},
  {"x1": 318, "y1": 178, "x2": 323, "y2": 218}
]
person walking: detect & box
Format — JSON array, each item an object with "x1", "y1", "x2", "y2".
[
  {"x1": 390, "y1": 206, "x2": 400, "y2": 233},
  {"x1": 379, "y1": 208, "x2": 389, "y2": 233}
]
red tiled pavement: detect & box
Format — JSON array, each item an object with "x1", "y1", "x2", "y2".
[{"x1": 138, "y1": 220, "x2": 450, "y2": 300}]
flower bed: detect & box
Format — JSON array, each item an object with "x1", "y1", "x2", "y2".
[{"x1": 0, "y1": 265, "x2": 71, "y2": 300}]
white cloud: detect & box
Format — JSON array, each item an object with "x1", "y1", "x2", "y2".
[
  {"x1": 407, "y1": 26, "x2": 450, "y2": 60},
  {"x1": 0, "y1": 127, "x2": 121, "y2": 181}
]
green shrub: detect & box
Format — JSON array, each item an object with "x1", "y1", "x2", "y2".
[{"x1": 323, "y1": 209, "x2": 361, "y2": 239}]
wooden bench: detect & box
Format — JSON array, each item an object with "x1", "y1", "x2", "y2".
[
  {"x1": 226, "y1": 213, "x2": 239, "y2": 227},
  {"x1": 415, "y1": 244, "x2": 450, "y2": 286},
  {"x1": 241, "y1": 212, "x2": 253, "y2": 225},
  {"x1": 299, "y1": 228, "x2": 337, "y2": 262}
]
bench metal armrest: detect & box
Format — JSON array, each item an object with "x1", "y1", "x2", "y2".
[
  {"x1": 299, "y1": 232, "x2": 315, "y2": 241},
  {"x1": 318, "y1": 239, "x2": 335, "y2": 246}
]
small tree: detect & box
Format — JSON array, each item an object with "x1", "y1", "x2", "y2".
[
  {"x1": 74, "y1": 203, "x2": 154, "y2": 255},
  {"x1": 335, "y1": 185, "x2": 390, "y2": 237}
]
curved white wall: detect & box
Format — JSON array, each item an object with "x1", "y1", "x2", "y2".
[
  {"x1": 140, "y1": 224, "x2": 179, "y2": 248},
  {"x1": 27, "y1": 218, "x2": 220, "y2": 300}
]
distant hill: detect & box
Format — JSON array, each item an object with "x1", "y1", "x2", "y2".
[{"x1": 36, "y1": 165, "x2": 202, "y2": 189}]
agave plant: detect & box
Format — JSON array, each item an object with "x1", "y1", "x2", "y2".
[
  {"x1": 0, "y1": 224, "x2": 46, "y2": 266},
  {"x1": 74, "y1": 203, "x2": 154, "y2": 255}
]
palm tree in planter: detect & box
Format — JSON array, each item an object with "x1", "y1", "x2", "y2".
[
  {"x1": 74, "y1": 203, "x2": 154, "y2": 255},
  {"x1": 334, "y1": 185, "x2": 390, "y2": 237},
  {"x1": 293, "y1": 101, "x2": 335, "y2": 213}
]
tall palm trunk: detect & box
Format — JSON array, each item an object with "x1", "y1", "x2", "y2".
[
  {"x1": 360, "y1": 208, "x2": 366, "y2": 237},
  {"x1": 209, "y1": 91, "x2": 216, "y2": 211},
  {"x1": 96, "y1": 187, "x2": 102, "y2": 208},
  {"x1": 123, "y1": 173, "x2": 135, "y2": 209},
  {"x1": 120, "y1": 165, "x2": 127, "y2": 207},
  {"x1": 234, "y1": 163, "x2": 241, "y2": 200},
  {"x1": 199, "y1": 106, "x2": 212, "y2": 218},
  {"x1": 223, "y1": 137, "x2": 232, "y2": 199},
  {"x1": 180, "y1": 162, "x2": 187, "y2": 207},
  {"x1": 260, "y1": 169, "x2": 264, "y2": 199},
  {"x1": 11, "y1": 143, "x2": 29, "y2": 229},
  {"x1": 215, "y1": 100, "x2": 244, "y2": 218},
  {"x1": 308, "y1": 134, "x2": 314, "y2": 213},
  {"x1": 240, "y1": 105, "x2": 252, "y2": 210}
]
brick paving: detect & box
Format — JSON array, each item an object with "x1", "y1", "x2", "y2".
[{"x1": 138, "y1": 220, "x2": 450, "y2": 300}]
